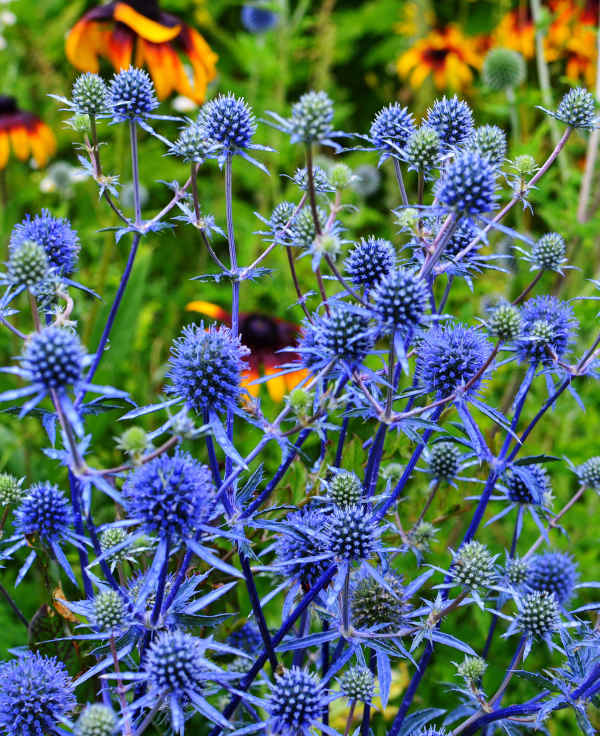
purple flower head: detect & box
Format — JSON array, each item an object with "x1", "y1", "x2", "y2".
[
  {"x1": 198, "y1": 93, "x2": 257, "y2": 151},
  {"x1": 425, "y1": 96, "x2": 474, "y2": 149},
  {"x1": 0, "y1": 652, "x2": 75, "y2": 736},
  {"x1": 21, "y1": 327, "x2": 84, "y2": 392},
  {"x1": 10, "y1": 209, "x2": 80, "y2": 275},
  {"x1": 435, "y1": 151, "x2": 497, "y2": 215},
  {"x1": 344, "y1": 236, "x2": 395, "y2": 289},
  {"x1": 504, "y1": 464, "x2": 551, "y2": 506},
  {"x1": 108, "y1": 66, "x2": 158, "y2": 121},
  {"x1": 526, "y1": 551, "x2": 578, "y2": 604},
  {"x1": 166, "y1": 323, "x2": 249, "y2": 414},
  {"x1": 15, "y1": 482, "x2": 72, "y2": 542},
  {"x1": 369, "y1": 103, "x2": 416, "y2": 157},
  {"x1": 312, "y1": 305, "x2": 374, "y2": 366},
  {"x1": 371, "y1": 267, "x2": 428, "y2": 335},
  {"x1": 123, "y1": 451, "x2": 214, "y2": 540},
  {"x1": 516, "y1": 295, "x2": 577, "y2": 366},
  {"x1": 275, "y1": 507, "x2": 329, "y2": 588},
  {"x1": 268, "y1": 667, "x2": 326, "y2": 734},
  {"x1": 416, "y1": 323, "x2": 492, "y2": 396}
]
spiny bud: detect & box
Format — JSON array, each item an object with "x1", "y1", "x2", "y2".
[
  {"x1": 327, "y1": 470, "x2": 363, "y2": 507},
  {"x1": 465, "y1": 125, "x2": 507, "y2": 168},
  {"x1": 351, "y1": 572, "x2": 406, "y2": 631},
  {"x1": 8, "y1": 240, "x2": 49, "y2": 287},
  {"x1": 70, "y1": 114, "x2": 92, "y2": 133},
  {"x1": 339, "y1": 666, "x2": 375, "y2": 702},
  {"x1": 115, "y1": 426, "x2": 150, "y2": 463},
  {"x1": 381, "y1": 462, "x2": 404, "y2": 484},
  {"x1": 410, "y1": 521, "x2": 437, "y2": 553},
  {"x1": 428, "y1": 442, "x2": 460, "y2": 480},
  {"x1": 287, "y1": 388, "x2": 314, "y2": 421},
  {"x1": 329, "y1": 163, "x2": 353, "y2": 189},
  {"x1": 506, "y1": 557, "x2": 529, "y2": 586},
  {"x1": 395, "y1": 207, "x2": 420, "y2": 231},
  {"x1": 451, "y1": 541, "x2": 496, "y2": 590},
  {"x1": 72, "y1": 73, "x2": 109, "y2": 116},
  {"x1": 289, "y1": 91, "x2": 334, "y2": 143},
  {"x1": 482, "y1": 48, "x2": 525, "y2": 91},
  {"x1": 553, "y1": 87, "x2": 596, "y2": 129},
  {"x1": 456, "y1": 655, "x2": 487, "y2": 683},
  {"x1": 578, "y1": 456, "x2": 600, "y2": 489},
  {"x1": 313, "y1": 232, "x2": 341, "y2": 260},
  {"x1": 517, "y1": 590, "x2": 560, "y2": 638},
  {"x1": 488, "y1": 303, "x2": 522, "y2": 340},
  {"x1": 405, "y1": 126, "x2": 441, "y2": 172},
  {"x1": 0, "y1": 473, "x2": 25, "y2": 505},
  {"x1": 99, "y1": 527, "x2": 130, "y2": 565},
  {"x1": 75, "y1": 704, "x2": 117, "y2": 736},
  {"x1": 532, "y1": 232, "x2": 566, "y2": 271},
  {"x1": 93, "y1": 590, "x2": 125, "y2": 632},
  {"x1": 513, "y1": 154, "x2": 537, "y2": 178}
]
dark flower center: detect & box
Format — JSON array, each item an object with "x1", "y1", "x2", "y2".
[
  {"x1": 241, "y1": 314, "x2": 281, "y2": 350},
  {"x1": 422, "y1": 47, "x2": 450, "y2": 68},
  {"x1": 123, "y1": 0, "x2": 161, "y2": 21},
  {"x1": 0, "y1": 96, "x2": 19, "y2": 115}
]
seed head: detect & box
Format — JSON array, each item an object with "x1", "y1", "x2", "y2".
[
  {"x1": 7, "y1": 240, "x2": 49, "y2": 287},
  {"x1": 517, "y1": 590, "x2": 560, "y2": 639},
  {"x1": 0, "y1": 474, "x2": 24, "y2": 505},
  {"x1": 532, "y1": 232, "x2": 566, "y2": 271},
  {"x1": 405, "y1": 126, "x2": 441, "y2": 172},
  {"x1": 456, "y1": 655, "x2": 487, "y2": 684},
  {"x1": 289, "y1": 91, "x2": 334, "y2": 144},
  {"x1": 488, "y1": 303, "x2": 522, "y2": 340},
  {"x1": 93, "y1": 590, "x2": 125, "y2": 632},
  {"x1": 327, "y1": 469, "x2": 363, "y2": 507},
  {"x1": 553, "y1": 87, "x2": 596, "y2": 128},
  {"x1": 465, "y1": 125, "x2": 507, "y2": 167},
  {"x1": 351, "y1": 572, "x2": 406, "y2": 631}
]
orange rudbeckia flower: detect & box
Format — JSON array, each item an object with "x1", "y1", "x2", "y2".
[
  {"x1": 0, "y1": 96, "x2": 56, "y2": 170},
  {"x1": 66, "y1": 0, "x2": 217, "y2": 104},
  {"x1": 397, "y1": 25, "x2": 484, "y2": 92},
  {"x1": 186, "y1": 301, "x2": 308, "y2": 402},
  {"x1": 492, "y1": 8, "x2": 535, "y2": 60}
]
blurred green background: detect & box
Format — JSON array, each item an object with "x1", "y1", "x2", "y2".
[{"x1": 0, "y1": 0, "x2": 599, "y2": 732}]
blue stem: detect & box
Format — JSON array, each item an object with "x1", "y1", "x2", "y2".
[
  {"x1": 68, "y1": 471, "x2": 93, "y2": 598},
  {"x1": 224, "y1": 154, "x2": 238, "y2": 483}
]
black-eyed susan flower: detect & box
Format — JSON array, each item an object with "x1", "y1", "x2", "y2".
[
  {"x1": 185, "y1": 301, "x2": 308, "y2": 401},
  {"x1": 0, "y1": 96, "x2": 56, "y2": 169},
  {"x1": 66, "y1": 0, "x2": 217, "y2": 104},
  {"x1": 492, "y1": 8, "x2": 535, "y2": 60},
  {"x1": 397, "y1": 25, "x2": 483, "y2": 92}
]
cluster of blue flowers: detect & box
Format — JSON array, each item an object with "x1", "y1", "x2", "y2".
[{"x1": 0, "y1": 66, "x2": 600, "y2": 736}]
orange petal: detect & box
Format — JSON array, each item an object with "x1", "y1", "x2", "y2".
[
  {"x1": 0, "y1": 133, "x2": 8, "y2": 169},
  {"x1": 66, "y1": 19, "x2": 101, "y2": 72},
  {"x1": 29, "y1": 123, "x2": 56, "y2": 168},
  {"x1": 186, "y1": 301, "x2": 229, "y2": 320},
  {"x1": 107, "y1": 27, "x2": 133, "y2": 70},
  {"x1": 241, "y1": 369, "x2": 260, "y2": 397},
  {"x1": 9, "y1": 126, "x2": 30, "y2": 161},
  {"x1": 114, "y1": 2, "x2": 181, "y2": 43},
  {"x1": 284, "y1": 368, "x2": 309, "y2": 391},
  {"x1": 264, "y1": 367, "x2": 286, "y2": 402},
  {"x1": 137, "y1": 40, "x2": 177, "y2": 99}
]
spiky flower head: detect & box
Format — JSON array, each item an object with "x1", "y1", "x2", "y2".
[
  {"x1": 413, "y1": 729, "x2": 448, "y2": 736},
  {"x1": 169, "y1": 121, "x2": 217, "y2": 163},
  {"x1": 10, "y1": 210, "x2": 80, "y2": 275},
  {"x1": 72, "y1": 73, "x2": 109, "y2": 116},
  {"x1": 0, "y1": 474, "x2": 24, "y2": 505},
  {"x1": 339, "y1": 666, "x2": 375, "y2": 703},
  {"x1": 396, "y1": 208, "x2": 420, "y2": 232},
  {"x1": 345, "y1": 237, "x2": 395, "y2": 289},
  {"x1": 435, "y1": 151, "x2": 497, "y2": 215},
  {"x1": 507, "y1": 557, "x2": 530, "y2": 586},
  {"x1": 269, "y1": 667, "x2": 325, "y2": 733},
  {"x1": 369, "y1": 103, "x2": 415, "y2": 156},
  {"x1": 21, "y1": 327, "x2": 84, "y2": 391},
  {"x1": 330, "y1": 163, "x2": 353, "y2": 189},
  {"x1": 456, "y1": 655, "x2": 487, "y2": 683},
  {"x1": 289, "y1": 206, "x2": 327, "y2": 248},
  {"x1": 288, "y1": 90, "x2": 334, "y2": 144},
  {"x1": 167, "y1": 323, "x2": 249, "y2": 414},
  {"x1": 293, "y1": 166, "x2": 332, "y2": 192},
  {"x1": 416, "y1": 323, "x2": 491, "y2": 396},
  {"x1": 405, "y1": 126, "x2": 441, "y2": 172},
  {"x1": 270, "y1": 201, "x2": 296, "y2": 238},
  {"x1": 465, "y1": 125, "x2": 507, "y2": 168},
  {"x1": 577, "y1": 457, "x2": 600, "y2": 489},
  {"x1": 325, "y1": 506, "x2": 377, "y2": 561},
  {"x1": 428, "y1": 442, "x2": 461, "y2": 480},
  {"x1": 327, "y1": 469, "x2": 363, "y2": 507},
  {"x1": 505, "y1": 464, "x2": 551, "y2": 505},
  {"x1": 7, "y1": 240, "x2": 49, "y2": 287},
  {"x1": 0, "y1": 652, "x2": 75, "y2": 736},
  {"x1": 451, "y1": 541, "x2": 496, "y2": 590},
  {"x1": 513, "y1": 154, "x2": 537, "y2": 178},
  {"x1": 227, "y1": 623, "x2": 262, "y2": 654},
  {"x1": 351, "y1": 572, "x2": 406, "y2": 631},
  {"x1": 198, "y1": 93, "x2": 256, "y2": 151},
  {"x1": 15, "y1": 482, "x2": 72, "y2": 542},
  {"x1": 552, "y1": 87, "x2": 596, "y2": 129},
  {"x1": 517, "y1": 590, "x2": 560, "y2": 639},
  {"x1": 108, "y1": 66, "x2": 158, "y2": 121},
  {"x1": 115, "y1": 426, "x2": 150, "y2": 462},
  {"x1": 313, "y1": 306, "x2": 373, "y2": 365},
  {"x1": 488, "y1": 303, "x2": 522, "y2": 341},
  {"x1": 411, "y1": 521, "x2": 437, "y2": 553},
  {"x1": 275, "y1": 507, "x2": 329, "y2": 588},
  {"x1": 75, "y1": 704, "x2": 117, "y2": 736},
  {"x1": 440, "y1": 218, "x2": 478, "y2": 262},
  {"x1": 32, "y1": 274, "x2": 63, "y2": 313},
  {"x1": 93, "y1": 590, "x2": 125, "y2": 632},
  {"x1": 482, "y1": 48, "x2": 526, "y2": 90},
  {"x1": 123, "y1": 452, "x2": 214, "y2": 540},
  {"x1": 526, "y1": 551, "x2": 578, "y2": 604},
  {"x1": 425, "y1": 96, "x2": 474, "y2": 149},
  {"x1": 516, "y1": 296, "x2": 576, "y2": 365},
  {"x1": 100, "y1": 527, "x2": 130, "y2": 565},
  {"x1": 145, "y1": 630, "x2": 207, "y2": 695},
  {"x1": 532, "y1": 232, "x2": 566, "y2": 271},
  {"x1": 371, "y1": 268, "x2": 428, "y2": 335}
]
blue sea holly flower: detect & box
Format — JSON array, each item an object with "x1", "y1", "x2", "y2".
[
  {"x1": 241, "y1": 3, "x2": 278, "y2": 33},
  {"x1": 464, "y1": 124, "x2": 507, "y2": 168},
  {"x1": 344, "y1": 236, "x2": 395, "y2": 289},
  {"x1": 339, "y1": 666, "x2": 375, "y2": 703},
  {"x1": 516, "y1": 295, "x2": 577, "y2": 366},
  {"x1": 265, "y1": 90, "x2": 346, "y2": 148},
  {"x1": 291, "y1": 165, "x2": 333, "y2": 193},
  {"x1": 0, "y1": 326, "x2": 125, "y2": 427},
  {"x1": 325, "y1": 505, "x2": 379, "y2": 562},
  {"x1": 108, "y1": 66, "x2": 158, "y2": 122},
  {"x1": 540, "y1": 87, "x2": 597, "y2": 129},
  {"x1": 166, "y1": 322, "x2": 250, "y2": 416},
  {"x1": 415, "y1": 323, "x2": 492, "y2": 397},
  {"x1": 311, "y1": 305, "x2": 374, "y2": 369},
  {"x1": 487, "y1": 462, "x2": 554, "y2": 532},
  {"x1": 3, "y1": 481, "x2": 83, "y2": 586},
  {"x1": 425, "y1": 96, "x2": 474, "y2": 149},
  {"x1": 371, "y1": 267, "x2": 428, "y2": 336},
  {"x1": 125, "y1": 629, "x2": 241, "y2": 735},
  {"x1": 504, "y1": 590, "x2": 564, "y2": 658},
  {"x1": 75, "y1": 704, "x2": 117, "y2": 736},
  {"x1": 526, "y1": 551, "x2": 578, "y2": 605},
  {"x1": 227, "y1": 623, "x2": 262, "y2": 653},
  {"x1": 435, "y1": 151, "x2": 497, "y2": 216},
  {"x1": 367, "y1": 102, "x2": 416, "y2": 162},
  {"x1": 10, "y1": 209, "x2": 80, "y2": 275},
  {"x1": 0, "y1": 652, "x2": 75, "y2": 736},
  {"x1": 273, "y1": 507, "x2": 330, "y2": 591},
  {"x1": 268, "y1": 667, "x2": 327, "y2": 735}
]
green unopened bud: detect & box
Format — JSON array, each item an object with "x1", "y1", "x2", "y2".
[
  {"x1": 69, "y1": 114, "x2": 92, "y2": 134},
  {"x1": 313, "y1": 232, "x2": 341, "y2": 260},
  {"x1": 329, "y1": 163, "x2": 353, "y2": 189},
  {"x1": 0, "y1": 473, "x2": 25, "y2": 505},
  {"x1": 288, "y1": 388, "x2": 313, "y2": 422},
  {"x1": 395, "y1": 207, "x2": 419, "y2": 232},
  {"x1": 488, "y1": 303, "x2": 522, "y2": 340},
  {"x1": 456, "y1": 655, "x2": 487, "y2": 683},
  {"x1": 410, "y1": 521, "x2": 437, "y2": 553},
  {"x1": 513, "y1": 154, "x2": 537, "y2": 178},
  {"x1": 115, "y1": 426, "x2": 150, "y2": 463},
  {"x1": 380, "y1": 462, "x2": 404, "y2": 484}
]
